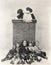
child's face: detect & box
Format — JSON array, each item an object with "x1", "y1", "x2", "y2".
[
  {"x1": 23, "y1": 9, "x2": 30, "y2": 14},
  {"x1": 24, "y1": 10, "x2": 30, "y2": 14},
  {"x1": 16, "y1": 43, "x2": 19, "y2": 47},
  {"x1": 23, "y1": 40, "x2": 27, "y2": 46},
  {"x1": 29, "y1": 42, "x2": 32, "y2": 47}
]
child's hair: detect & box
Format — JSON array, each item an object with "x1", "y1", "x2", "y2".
[
  {"x1": 17, "y1": 9, "x2": 23, "y2": 14},
  {"x1": 32, "y1": 42, "x2": 36, "y2": 46},
  {"x1": 20, "y1": 40, "x2": 29, "y2": 47},
  {"x1": 17, "y1": 9, "x2": 24, "y2": 19},
  {"x1": 26, "y1": 7, "x2": 33, "y2": 12}
]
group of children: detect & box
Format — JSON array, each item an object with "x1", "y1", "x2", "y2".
[
  {"x1": 17, "y1": 7, "x2": 36, "y2": 22},
  {"x1": 1, "y1": 40, "x2": 48, "y2": 64}
]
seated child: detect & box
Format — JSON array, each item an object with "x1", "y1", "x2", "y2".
[
  {"x1": 1, "y1": 45, "x2": 17, "y2": 62},
  {"x1": 10, "y1": 42, "x2": 20, "y2": 64},
  {"x1": 19, "y1": 40, "x2": 30, "y2": 64},
  {"x1": 33, "y1": 42, "x2": 48, "y2": 61}
]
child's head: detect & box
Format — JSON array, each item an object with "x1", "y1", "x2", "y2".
[
  {"x1": 26, "y1": 7, "x2": 33, "y2": 13},
  {"x1": 33, "y1": 42, "x2": 36, "y2": 46},
  {"x1": 17, "y1": 9, "x2": 23, "y2": 14},
  {"x1": 23, "y1": 40, "x2": 27, "y2": 46},
  {"x1": 29, "y1": 42, "x2": 32, "y2": 47}
]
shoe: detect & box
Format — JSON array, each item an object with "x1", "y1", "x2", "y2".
[{"x1": 10, "y1": 61, "x2": 14, "y2": 64}]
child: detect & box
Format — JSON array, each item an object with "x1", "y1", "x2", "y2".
[
  {"x1": 26, "y1": 7, "x2": 35, "y2": 20},
  {"x1": 1, "y1": 45, "x2": 17, "y2": 62},
  {"x1": 17, "y1": 9, "x2": 24, "y2": 19},
  {"x1": 33, "y1": 42, "x2": 48, "y2": 61},
  {"x1": 19, "y1": 40, "x2": 30, "y2": 64},
  {"x1": 10, "y1": 42, "x2": 21, "y2": 64}
]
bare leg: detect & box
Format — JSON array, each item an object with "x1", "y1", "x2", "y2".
[{"x1": 10, "y1": 55, "x2": 17, "y2": 64}]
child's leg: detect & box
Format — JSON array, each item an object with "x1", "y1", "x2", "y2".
[
  {"x1": 10, "y1": 55, "x2": 17, "y2": 64},
  {"x1": 1, "y1": 53, "x2": 12, "y2": 62},
  {"x1": 39, "y1": 51, "x2": 48, "y2": 59}
]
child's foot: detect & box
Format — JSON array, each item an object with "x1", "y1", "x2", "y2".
[
  {"x1": 10, "y1": 61, "x2": 14, "y2": 64},
  {"x1": 1, "y1": 58, "x2": 6, "y2": 62},
  {"x1": 37, "y1": 57, "x2": 42, "y2": 62}
]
